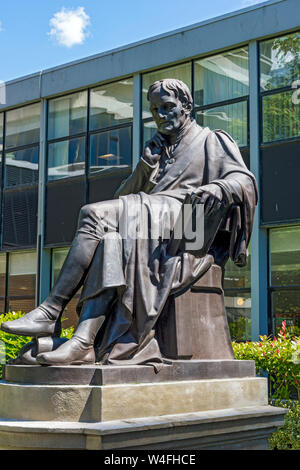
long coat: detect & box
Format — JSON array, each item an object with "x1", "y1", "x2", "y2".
[{"x1": 77, "y1": 120, "x2": 257, "y2": 366}]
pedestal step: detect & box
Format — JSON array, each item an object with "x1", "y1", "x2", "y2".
[
  {"x1": 0, "y1": 406, "x2": 288, "y2": 450},
  {"x1": 0, "y1": 376, "x2": 267, "y2": 422}
]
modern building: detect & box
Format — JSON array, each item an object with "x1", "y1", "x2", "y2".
[{"x1": 0, "y1": 0, "x2": 299, "y2": 341}]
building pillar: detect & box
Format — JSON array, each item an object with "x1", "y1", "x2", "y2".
[
  {"x1": 249, "y1": 40, "x2": 268, "y2": 340},
  {"x1": 132, "y1": 73, "x2": 141, "y2": 169},
  {"x1": 36, "y1": 99, "x2": 51, "y2": 305}
]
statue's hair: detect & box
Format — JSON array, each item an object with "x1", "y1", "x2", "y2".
[{"x1": 147, "y1": 78, "x2": 193, "y2": 110}]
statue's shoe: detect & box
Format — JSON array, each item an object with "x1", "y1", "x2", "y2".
[
  {"x1": 0, "y1": 307, "x2": 61, "y2": 337},
  {"x1": 36, "y1": 336, "x2": 96, "y2": 365}
]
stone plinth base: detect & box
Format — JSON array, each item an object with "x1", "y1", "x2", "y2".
[
  {"x1": 0, "y1": 361, "x2": 287, "y2": 449},
  {"x1": 0, "y1": 406, "x2": 287, "y2": 450}
]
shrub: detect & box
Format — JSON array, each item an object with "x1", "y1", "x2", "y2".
[
  {"x1": 232, "y1": 321, "x2": 300, "y2": 401},
  {"x1": 0, "y1": 311, "x2": 74, "y2": 378},
  {"x1": 269, "y1": 400, "x2": 300, "y2": 450}
]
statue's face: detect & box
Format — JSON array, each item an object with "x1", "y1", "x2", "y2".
[{"x1": 149, "y1": 88, "x2": 189, "y2": 135}]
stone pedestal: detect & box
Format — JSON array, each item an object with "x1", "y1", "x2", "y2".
[{"x1": 0, "y1": 360, "x2": 287, "y2": 450}]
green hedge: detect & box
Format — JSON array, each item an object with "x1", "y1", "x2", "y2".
[
  {"x1": 0, "y1": 311, "x2": 74, "y2": 378},
  {"x1": 232, "y1": 321, "x2": 300, "y2": 401}
]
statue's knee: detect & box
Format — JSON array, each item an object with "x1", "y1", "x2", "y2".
[{"x1": 78, "y1": 204, "x2": 97, "y2": 224}]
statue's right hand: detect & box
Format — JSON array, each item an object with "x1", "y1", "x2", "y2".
[{"x1": 143, "y1": 133, "x2": 164, "y2": 166}]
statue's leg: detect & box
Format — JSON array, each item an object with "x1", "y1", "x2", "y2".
[
  {"x1": 36, "y1": 289, "x2": 117, "y2": 365},
  {"x1": 1, "y1": 200, "x2": 122, "y2": 337}
]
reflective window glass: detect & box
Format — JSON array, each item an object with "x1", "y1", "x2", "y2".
[
  {"x1": 52, "y1": 247, "x2": 80, "y2": 327},
  {"x1": 5, "y1": 103, "x2": 40, "y2": 149},
  {"x1": 270, "y1": 226, "x2": 300, "y2": 286},
  {"x1": 8, "y1": 251, "x2": 36, "y2": 298},
  {"x1": 196, "y1": 100, "x2": 248, "y2": 147},
  {"x1": 272, "y1": 290, "x2": 300, "y2": 335},
  {"x1": 224, "y1": 291, "x2": 251, "y2": 342},
  {"x1": 262, "y1": 90, "x2": 300, "y2": 143},
  {"x1": 5, "y1": 146, "x2": 39, "y2": 187},
  {"x1": 224, "y1": 247, "x2": 251, "y2": 289},
  {"x1": 142, "y1": 121, "x2": 157, "y2": 148},
  {"x1": 194, "y1": 47, "x2": 249, "y2": 107},
  {"x1": 89, "y1": 127, "x2": 131, "y2": 174},
  {"x1": 142, "y1": 63, "x2": 192, "y2": 119},
  {"x1": 260, "y1": 32, "x2": 300, "y2": 92},
  {"x1": 47, "y1": 137, "x2": 85, "y2": 181},
  {"x1": 90, "y1": 79, "x2": 133, "y2": 131},
  {"x1": 52, "y1": 247, "x2": 69, "y2": 285},
  {"x1": 0, "y1": 113, "x2": 3, "y2": 151},
  {"x1": 0, "y1": 254, "x2": 6, "y2": 312},
  {"x1": 48, "y1": 91, "x2": 87, "y2": 140}
]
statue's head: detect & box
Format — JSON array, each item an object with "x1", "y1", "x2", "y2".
[{"x1": 147, "y1": 79, "x2": 193, "y2": 136}]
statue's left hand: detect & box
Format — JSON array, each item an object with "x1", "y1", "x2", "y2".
[{"x1": 191, "y1": 184, "x2": 223, "y2": 215}]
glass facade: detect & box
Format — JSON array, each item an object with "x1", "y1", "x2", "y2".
[
  {"x1": 260, "y1": 31, "x2": 300, "y2": 144},
  {"x1": 48, "y1": 137, "x2": 86, "y2": 180},
  {"x1": 48, "y1": 91, "x2": 87, "y2": 141},
  {"x1": 7, "y1": 251, "x2": 36, "y2": 313},
  {"x1": 269, "y1": 226, "x2": 300, "y2": 335},
  {"x1": 224, "y1": 247, "x2": 251, "y2": 341},
  {"x1": 195, "y1": 100, "x2": 248, "y2": 147},
  {"x1": 1, "y1": 103, "x2": 40, "y2": 250},
  {"x1": 51, "y1": 247, "x2": 79, "y2": 328},
  {"x1": 194, "y1": 48, "x2": 249, "y2": 106}
]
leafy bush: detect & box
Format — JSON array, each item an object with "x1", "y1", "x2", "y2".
[
  {"x1": 233, "y1": 321, "x2": 300, "y2": 401},
  {"x1": 269, "y1": 400, "x2": 300, "y2": 450},
  {"x1": 0, "y1": 311, "x2": 74, "y2": 378}
]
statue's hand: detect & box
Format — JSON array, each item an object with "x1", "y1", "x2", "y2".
[
  {"x1": 191, "y1": 184, "x2": 223, "y2": 215},
  {"x1": 143, "y1": 133, "x2": 165, "y2": 166}
]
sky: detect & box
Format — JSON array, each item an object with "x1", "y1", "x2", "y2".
[{"x1": 0, "y1": 0, "x2": 271, "y2": 82}]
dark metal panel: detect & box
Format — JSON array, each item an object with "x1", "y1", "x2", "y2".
[
  {"x1": 240, "y1": 147, "x2": 250, "y2": 169},
  {"x1": 261, "y1": 140, "x2": 300, "y2": 223},
  {"x1": 45, "y1": 177, "x2": 86, "y2": 246},
  {"x1": 88, "y1": 167, "x2": 132, "y2": 204},
  {"x1": 2, "y1": 186, "x2": 38, "y2": 249}
]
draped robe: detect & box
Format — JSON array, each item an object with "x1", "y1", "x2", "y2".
[{"x1": 76, "y1": 120, "x2": 258, "y2": 367}]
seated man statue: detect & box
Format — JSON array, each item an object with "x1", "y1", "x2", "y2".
[{"x1": 1, "y1": 79, "x2": 257, "y2": 367}]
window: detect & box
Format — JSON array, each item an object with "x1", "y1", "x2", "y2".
[
  {"x1": 51, "y1": 247, "x2": 79, "y2": 328},
  {"x1": 48, "y1": 91, "x2": 87, "y2": 141},
  {"x1": 47, "y1": 91, "x2": 87, "y2": 181},
  {"x1": 0, "y1": 253, "x2": 6, "y2": 313},
  {"x1": 89, "y1": 127, "x2": 131, "y2": 174},
  {"x1": 7, "y1": 251, "x2": 36, "y2": 313},
  {"x1": 224, "y1": 246, "x2": 251, "y2": 341},
  {"x1": 260, "y1": 31, "x2": 300, "y2": 144},
  {"x1": 195, "y1": 100, "x2": 248, "y2": 147},
  {"x1": 90, "y1": 80, "x2": 133, "y2": 130},
  {"x1": 48, "y1": 137, "x2": 85, "y2": 180},
  {"x1": 1, "y1": 104, "x2": 40, "y2": 249},
  {"x1": 5, "y1": 103, "x2": 40, "y2": 149},
  {"x1": 89, "y1": 79, "x2": 133, "y2": 175},
  {"x1": 194, "y1": 47, "x2": 249, "y2": 147},
  {"x1": 0, "y1": 113, "x2": 3, "y2": 152},
  {"x1": 269, "y1": 226, "x2": 300, "y2": 335},
  {"x1": 4, "y1": 103, "x2": 40, "y2": 188},
  {"x1": 194, "y1": 48, "x2": 249, "y2": 106}
]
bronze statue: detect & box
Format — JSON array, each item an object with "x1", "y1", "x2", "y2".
[{"x1": 0, "y1": 79, "x2": 257, "y2": 367}]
